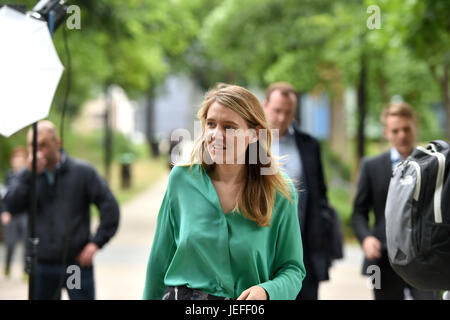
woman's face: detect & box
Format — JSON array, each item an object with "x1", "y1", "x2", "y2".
[{"x1": 205, "y1": 102, "x2": 255, "y2": 165}]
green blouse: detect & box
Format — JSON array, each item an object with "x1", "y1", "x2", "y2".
[{"x1": 143, "y1": 164, "x2": 305, "y2": 300}]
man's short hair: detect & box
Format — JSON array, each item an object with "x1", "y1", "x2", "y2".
[
  {"x1": 381, "y1": 102, "x2": 418, "y2": 126},
  {"x1": 266, "y1": 82, "x2": 298, "y2": 102}
]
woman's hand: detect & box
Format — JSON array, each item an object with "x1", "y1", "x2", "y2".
[{"x1": 237, "y1": 285, "x2": 268, "y2": 300}]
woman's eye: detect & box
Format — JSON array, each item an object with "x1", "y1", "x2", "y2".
[{"x1": 207, "y1": 122, "x2": 215, "y2": 127}]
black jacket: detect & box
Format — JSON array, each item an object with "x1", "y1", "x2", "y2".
[
  {"x1": 4, "y1": 153, "x2": 120, "y2": 263},
  {"x1": 1, "y1": 169, "x2": 16, "y2": 212},
  {"x1": 293, "y1": 127, "x2": 342, "y2": 282},
  {"x1": 351, "y1": 151, "x2": 391, "y2": 273}
]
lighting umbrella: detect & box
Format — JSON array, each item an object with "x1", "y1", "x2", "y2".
[
  {"x1": 0, "y1": 5, "x2": 64, "y2": 137},
  {"x1": 0, "y1": 5, "x2": 64, "y2": 299}
]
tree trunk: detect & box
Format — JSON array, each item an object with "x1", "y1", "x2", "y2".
[
  {"x1": 104, "y1": 84, "x2": 113, "y2": 183},
  {"x1": 356, "y1": 53, "x2": 367, "y2": 166},
  {"x1": 145, "y1": 86, "x2": 159, "y2": 158},
  {"x1": 351, "y1": 51, "x2": 367, "y2": 188},
  {"x1": 317, "y1": 62, "x2": 348, "y2": 163},
  {"x1": 442, "y1": 65, "x2": 450, "y2": 141},
  {"x1": 429, "y1": 63, "x2": 449, "y2": 140},
  {"x1": 329, "y1": 71, "x2": 349, "y2": 163}
]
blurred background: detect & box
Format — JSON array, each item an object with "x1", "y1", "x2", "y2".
[{"x1": 0, "y1": 0, "x2": 449, "y2": 299}]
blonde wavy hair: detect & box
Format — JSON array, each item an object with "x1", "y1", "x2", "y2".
[{"x1": 187, "y1": 83, "x2": 293, "y2": 227}]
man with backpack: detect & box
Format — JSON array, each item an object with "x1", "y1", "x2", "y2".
[{"x1": 352, "y1": 101, "x2": 439, "y2": 300}]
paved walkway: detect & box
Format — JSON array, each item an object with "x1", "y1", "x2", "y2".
[
  {"x1": 0, "y1": 172, "x2": 372, "y2": 300},
  {"x1": 320, "y1": 246, "x2": 372, "y2": 300}
]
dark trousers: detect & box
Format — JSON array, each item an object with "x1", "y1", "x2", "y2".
[
  {"x1": 35, "y1": 261, "x2": 95, "y2": 300},
  {"x1": 163, "y1": 286, "x2": 231, "y2": 300},
  {"x1": 5, "y1": 244, "x2": 26, "y2": 274},
  {"x1": 373, "y1": 254, "x2": 439, "y2": 300},
  {"x1": 296, "y1": 269, "x2": 319, "y2": 300},
  {"x1": 4, "y1": 214, "x2": 27, "y2": 274}
]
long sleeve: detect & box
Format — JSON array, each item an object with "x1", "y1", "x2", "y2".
[
  {"x1": 3, "y1": 169, "x2": 31, "y2": 214},
  {"x1": 352, "y1": 158, "x2": 373, "y2": 244},
  {"x1": 259, "y1": 191, "x2": 306, "y2": 300},
  {"x1": 86, "y1": 167, "x2": 120, "y2": 248},
  {"x1": 143, "y1": 189, "x2": 177, "y2": 300}
]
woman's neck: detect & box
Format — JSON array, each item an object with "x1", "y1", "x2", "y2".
[{"x1": 210, "y1": 163, "x2": 246, "y2": 185}]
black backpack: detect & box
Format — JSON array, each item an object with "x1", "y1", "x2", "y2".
[{"x1": 385, "y1": 140, "x2": 450, "y2": 291}]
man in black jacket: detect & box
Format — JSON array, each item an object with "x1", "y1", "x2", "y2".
[
  {"x1": 4, "y1": 120, "x2": 120, "y2": 299},
  {"x1": 264, "y1": 82, "x2": 342, "y2": 300},
  {"x1": 352, "y1": 102, "x2": 437, "y2": 300}
]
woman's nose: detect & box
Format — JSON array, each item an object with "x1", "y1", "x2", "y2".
[{"x1": 211, "y1": 127, "x2": 225, "y2": 141}]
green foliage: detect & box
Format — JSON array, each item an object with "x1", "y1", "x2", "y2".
[
  {"x1": 362, "y1": 0, "x2": 446, "y2": 138},
  {"x1": 2, "y1": 0, "x2": 448, "y2": 181},
  {"x1": 321, "y1": 141, "x2": 354, "y2": 241},
  {"x1": 199, "y1": 0, "x2": 447, "y2": 138},
  {"x1": 0, "y1": 115, "x2": 139, "y2": 182},
  {"x1": 200, "y1": 0, "x2": 339, "y2": 89},
  {"x1": 2, "y1": 0, "x2": 202, "y2": 115},
  {"x1": 0, "y1": 129, "x2": 28, "y2": 178},
  {"x1": 4, "y1": 0, "x2": 446, "y2": 135}
]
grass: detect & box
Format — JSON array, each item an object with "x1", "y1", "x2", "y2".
[
  {"x1": 327, "y1": 186, "x2": 357, "y2": 243},
  {"x1": 59, "y1": 123, "x2": 170, "y2": 206},
  {"x1": 321, "y1": 139, "x2": 391, "y2": 244},
  {"x1": 321, "y1": 141, "x2": 355, "y2": 243},
  {"x1": 89, "y1": 154, "x2": 169, "y2": 219},
  {"x1": 0, "y1": 120, "x2": 169, "y2": 220},
  {"x1": 108, "y1": 155, "x2": 168, "y2": 205}
]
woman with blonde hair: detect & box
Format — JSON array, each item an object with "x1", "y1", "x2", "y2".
[{"x1": 143, "y1": 84, "x2": 305, "y2": 300}]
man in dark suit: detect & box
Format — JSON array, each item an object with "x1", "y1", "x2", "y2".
[
  {"x1": 264, "y1": 82, "x2": 341, "y2": 300},
  {"x1": 352, "y1": 102, "x2": 438, "y2": 300}
]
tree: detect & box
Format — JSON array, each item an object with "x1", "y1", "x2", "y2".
[
  {"x1": 200, "y1": 0, "x2": 364, "y2": 163},
  {"x1": 397, "y1": 0, "x2": 450, "y2": 139},
  {"x1": 382, "y1": 0, "x2": 450, "y2": 139}
]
